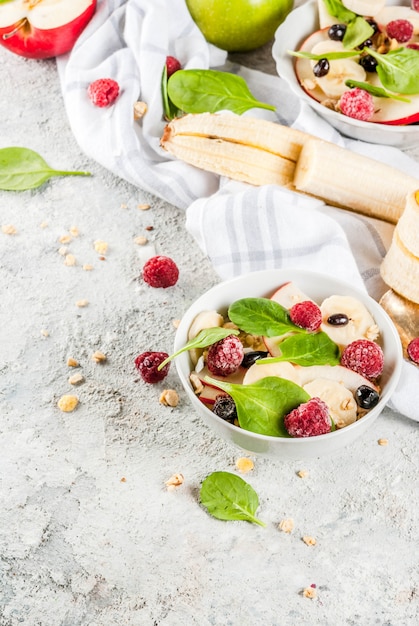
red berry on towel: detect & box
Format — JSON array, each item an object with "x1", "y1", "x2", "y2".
[
  {"x1": 135, "y1": 351, "x2": 170, "y2": 383},
  {"x1": 142, "y1": 255, "x2": 179, "y2": 288},
  {"x1": 207, "y1": 335, "x2": 244, "y2": 377},
  {"x1": 339, "y1": 88, "x2": 375, "y2": 122},
  {"x1": 284, "y1": 398, "x2": 332, "y2": 437},
  {"x1": 289, "y1": 301, "x2": 322, "y2": 332},
  {"x1": 407, "y1": 337, "x2": 419, "y2": 364},
  {"x1": 166, "y1": 56, "x2": 182, "y2": 77},
  {"x1": 341, "y1": 339, "x2": 384, "y2": 380},
  {"x1": 87, "y1": 78, "x2": 120, "y2": 107},
  {"x1": 386, "y1": 19, "x2": 414, "y2": 43}
]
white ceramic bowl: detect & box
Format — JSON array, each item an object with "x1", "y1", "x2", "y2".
[
  {"x1": 272, "y1": 0, "x2": 419, "y2": 147},
  {"x1": 174, "y1": 269, "x2": 402, "y2": 460}
]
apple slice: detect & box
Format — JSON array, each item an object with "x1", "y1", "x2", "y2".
[
  {"x1": 242, "y1": 360, "x2": 301, "y2": 385},
  {"x1": 295, "y1": 28, "x2": 419, "y2": 125},
  {"x1": 193, "y1": 364, "x2": 246, "y2": 389},
  {"x1": 198, "y1": 384, "x2": 228, "y2": 406},
  {"x1": 296, "y1": 364, "x2": 379, "y2": 394},
  {"x1": 0, "y1": 0, "x2": 97, "y2": 59}
]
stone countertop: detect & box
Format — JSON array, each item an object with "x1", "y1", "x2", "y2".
[{"x1": 0, "y1": 41, "x2": 418, "y2": 626}]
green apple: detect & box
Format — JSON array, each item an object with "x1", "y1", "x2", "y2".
[{"x1": 185, "y1": 0, "x2": 294, "y2": 52}]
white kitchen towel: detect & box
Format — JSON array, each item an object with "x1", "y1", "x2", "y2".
[{"x1": 57, "y1": 0, "x2": 419, "y2": 421}]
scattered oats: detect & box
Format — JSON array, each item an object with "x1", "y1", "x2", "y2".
[
  {"x1": 94, "y1": 240, "x2": 108, "y2": 255},
  {"x1": 59, "y1": 234, "x2": 72, "y2": 244},
  {"x1": 99, "y1": 256, "x2": 106, "y2": 261},
  {"x1": 134, "y1": 101, "x2": 148, "y2": 120},
  {"x1": 159, "y1": 389, "x2": 179, "y2": 407},
  {"x1": 76, "y1": 299, "x2": 89, "y2": 308},
  {"x1": 57, "y1": 394, "x2": 79, "y2": 412},
  {"x1": 134, "y1": 235, "x2": 148, "y2": 245},
  {"x1": 145, "y1": 225, "x2": 154, "y2": 231},
  {"x1": 120, "y1": 203, "x2": 128, "y2": 209},
  {"x1": 92, "y1": 351, "x2": 107, "y2": 363},
  {"x1": 41, "y1": 329, "x2": 49, "y2": 337},
  {"x1": 278, "y1": 518, "x2": 294, "y2": 534},
  {"x1": 2, "y1": 224, "x2": 17, "y2": 235},
  {"x1": 378, "y1": 438, "x2": 389, "y2": 446},
  {"x1": 137, "y1": 203, "x2": 151, "y2": 211},
  {"x1": 69, "y1": 226, "x2": 80, "y2": 237},
  {"x1": 236, "y1": 457, "x2": 254, "y2": 473},
  {"x1": 302, "y1": 536, "x2": 317, "y2": 546},
  {"x1": 165, "y1": 473, "x2": 184, "y2": 491},
  {"x1": 297, "y1": 469, "x2": 309, "y2": 478},
  {"x1": 172, "y1": 319, "x2": 181, "y2": 329},
  {"x1": 58, "y1": 246, "x2": 68, "y2": 256},
  {"x1": 68, "y1": 373, "x2": 85, "y2": 386},
  {"x1": 120, "y1": 476, "x2": 127, "y2": 482},
  {"x1": 82, "y1": 264, "x2": 94, "y2": 271},
  {"x1": 64, "y1": 253, "x2": 76, "y2": 266},
  {"x1": 67, "y1": 358, "x2": 79, "y2": 367},
  {"x1": 190, "y1": 373, "x2": 203, "y2": 394},
  {"x1": 303, "y1": 587, "x2": 317, "y2": 599},
  {"x1": 223, "y1": 321, "x2": 238, "y2": 330},
  {"x1": 40, "y1": 221, "x2": 48, "y2": 228}
]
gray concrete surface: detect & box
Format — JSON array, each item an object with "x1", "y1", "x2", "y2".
[{"x1": 0, "y1": 43, "x2": 418, "y2": 626}]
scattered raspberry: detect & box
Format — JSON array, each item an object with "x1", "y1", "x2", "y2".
[
  {"x1": 289, "y1": 301, "x2": 322, "y2": 332},
  {"x1": 87, "y1": 78, "x2": 120, "y2": 107},
  {"x1": 284, "y1": 398, "x2": 331, "y2": 438},
  {"x1": 386, "y1": 19, "x2": 414, "y2": 43},
  {"x1": 207, "y1": 335, "x2": 244, "y2": 377},
  {"x1": 142, "y1": 255, "x2": 179, "y2": 288},
  {"x1": 341, "y1": 339, "x2": 384, "y2": 380},
  {"x1": 407, "y1": 337, "x2": 419, "y2": 364},
  {"x1": 135, "y1": 351, "x2": 170, "y2": 383},
  {"x1": 339, "y1": 88, "x2": 375, "y2": 122},
  {"x1": 412, "y1": 0, "x2": 419, "y2": 10},
  {"x1": 166, "y1": 55, "x2": 182, "y2": 78}
]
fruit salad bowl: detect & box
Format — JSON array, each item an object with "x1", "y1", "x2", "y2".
[
  {"x1": 174, "y1": 269, "x2": 402, "y2": 460},
  {"x1": 272, "y1": 0, "x2": 419, "y2": 147}
]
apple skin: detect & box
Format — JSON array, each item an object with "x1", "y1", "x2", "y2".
[
  {"x1": 185, "y1": 0, "x2": 294, "y2": 52},
  {"x1": 0, "y1": 0, "x2": 97, "y2": 60}
]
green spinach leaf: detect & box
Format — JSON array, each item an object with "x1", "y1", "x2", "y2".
[
  {"x1": 322, "y1": 0, "x2": 356, "y2": 23},
  {"x1": 344, "y1": 79, "x2": 410, "y2": 102},
  {"x1": 161, "y1": 64, "x2": 181, "y2": 121},
  {"x1": 158, "y1": 327, "x2": 240, "y2": 370},
  {"x1": 167, "y1": 69, "x2": 276, "y2": 115},
  {"x1": 259, "y1": 332, "x2": 340, "y2": 367},
  {"x1": 200, "y1": 471, "x2": 265, "y2": 526},
  {"x1": 288, "y1": 49, "x2": 360, "y2": 61},
  {"x1": 228, "y1": 297, "x2": 301, "y2": 337},
  {"x1": 343, "y1": 16, "x2": 374, "y2": 49},
  {"x1": 205, "y1": 375, "x2": 309, "y2": 437},
  {"x1": 0, "y1": 147, "x2": 91, "y2": 191},
  {"x1": 368, "y1": 47, "x2": 419, "y2": 95}
]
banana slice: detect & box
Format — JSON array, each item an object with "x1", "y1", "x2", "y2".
[
  {"x1": 303, "y1": 378, "x2": 357, "y2": 428},
  {"x1": 395, "y1": 191, "x2": 419, "y2": 258},
  {"x1": 188, "y1": 310, "x2": 225, "y2": 365},
  {"x1": 320, "y1": 295, "x2": 379, "y2": 346},
  {"x1": 242, "y1": 361, "x2": 301, "y2": 386},
  {"x1": 309, "y1": 41, "x2": 365, "y2": 98},
  {"x1": 380, "y1": 230, "x2": 419, "y2": 305},
  {"x1": 342, "y1": 0, "x2": 386, "y2": 16}
]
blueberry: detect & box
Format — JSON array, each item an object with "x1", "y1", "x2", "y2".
[
  {"x1": 327, "y1": 313, "x2": 349, "y2": 326},
  {"x1": 356, "y1": 385, "x2": 380, "y2": 410},
  {"x1": 328, "y1": 24, "x2": 347, "y2": 41},
  {"x1": 313, "y1": 58, "x2": 330, "y2": 78},
  {"x1": 241, "y1": 350, "x2": 268, "y2": 368},
  {"x1": 213, "y1": 395, "x2": 237, "y2": 423},
  {"x1": 359, "y1": 55, "x2": 378, "y2": 72}
]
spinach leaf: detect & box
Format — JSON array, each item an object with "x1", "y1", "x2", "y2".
[
  {"x1": 322, "y1": 0, "x2": 356, "y2": 23},
  {"x1": 345, "y1": 79, "x2": 411, "y2": 102},
  {"x1": 343, "y1": 16, "x2": 374, "y2": 50},
  {"x1": 367, "y1": 47, "x2": 419, "y2": 95},
  {"x1": 0, "y1": 147, "x2": 91, "y2": 191},
  {"x1": 288, "y1": 49, "x2": 360, "y2": 61},
  {"x1": 200, "y1": 471, "x2": 265, "y2": 526},
  {"x1": 161, "y1": 64, "x2": 181, "y2": 121},
  {"x1": 205, "y1": 375, "x2": 309, "y2": 437},
  {"x1": 259, "y1": 332, "x2": 340, "y2": 367},
  {"x1": 167, "y1": 69, "x2": 276, "y2": 115},
  {"x1": 228, "y1": 297, "x2": 301, "y2": 337},
  {"x1": 158, "y1": 327, "x2": 240, "y2": 370}
]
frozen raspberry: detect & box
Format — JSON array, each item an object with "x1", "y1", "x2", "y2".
[
  {"x1": 284, "y1": 398, "x2": 332, "y2": 438},
  {"x1": 87, "y1": 78, "x2": 120, "y2": 107},
  {"x1": 339, "y1": 88, "x2": 375, "y2": 122},
  {"x1": 412, "y1": 0, "x2": 419, "y2": 11},
  {"x1": 386, "y1": 19, "x2": 414, "y2": 43},
  {"x1": 142, "y1": 255, "x2": 179, "y2": 288},
  {"x1": 213, "y1": 395, "x2": 237, "y2": 423},
  {"x1": 289, "y1": 301, "x2": 322, "y2": 332},
  {"x1": 341, "y1": 339, "x2": 384, "y2": 380},
  {"x1": 166, "y1": 56, "x2": 182, "y2": 78},
  {"x1": 207, "y1": 335, "x2": 244, "y2": 377},
  {"x1": 407, "y1": 337, "x2": 419, "y2": 364},
  {"x1": 135, "y1": 351, "x2": 170, "y2": 383}
]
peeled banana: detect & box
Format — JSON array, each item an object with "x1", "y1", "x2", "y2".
[
  {"x1": 161, "y1": 113, "x2": 419, "y2": 223},
  {"x1": 380, "y1": 191, "x2": 419, "y2": 304}
]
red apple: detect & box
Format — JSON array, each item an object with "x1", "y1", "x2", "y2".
[{"x1": 0, "y1": 0, "x2": 97, "y2": 59}]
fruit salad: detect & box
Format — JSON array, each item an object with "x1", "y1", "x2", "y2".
[
  {"x1": 291, "y1": 0, "x2": 419, "y2": 124},
  {"x1": 177, "y1": 280, "x2": 384, "y2": 439}
]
